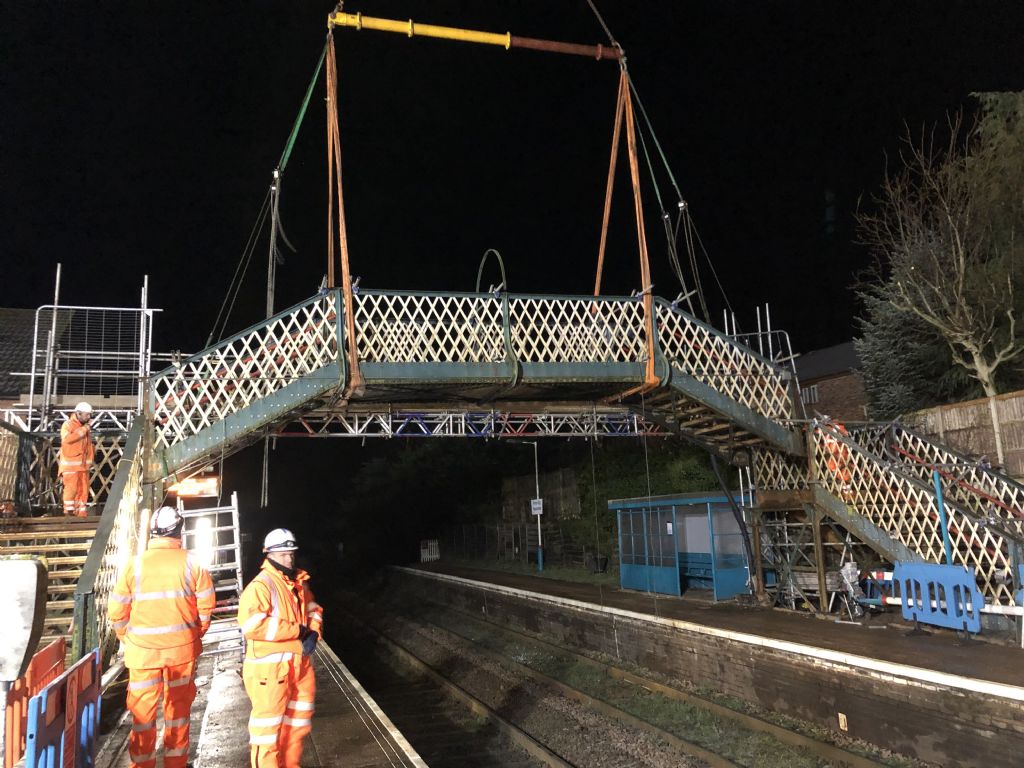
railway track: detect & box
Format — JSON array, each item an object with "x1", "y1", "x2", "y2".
[
  {"x1": 337, "y1": 590, "x2": 905, "y2": 768},
  {"x1": 331, "y1": 609, "x2": 563, "y2": 767}
]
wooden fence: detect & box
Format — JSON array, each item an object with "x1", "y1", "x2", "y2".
[{"x1": 907, "y1": 389, "x2": 1024, "y2": 480}]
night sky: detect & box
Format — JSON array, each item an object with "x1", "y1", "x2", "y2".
[
  {"x1": 7, "y1": 1, "x2": 1022, "y2": 354},
  {"x1": 5, "y1": 2, "x2": 1024, "y2": 565}
]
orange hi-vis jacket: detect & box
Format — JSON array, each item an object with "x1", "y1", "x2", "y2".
[
  {"x1": 239, "y1": 560, "x2": 323, "y2": 660},
  {"x1": 59, "y1": 415, "x2": 95, "y2": 473},
  {"x1": 108, "y1": 538, "x2": 216, "y2": 669}
]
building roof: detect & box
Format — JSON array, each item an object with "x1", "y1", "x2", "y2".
[
  {"x1": 0, "y1": 308, "x2": 38, "y2": 397},
  {"x1": 794, "y1": 341, "x2": 862, "y2": 383}
]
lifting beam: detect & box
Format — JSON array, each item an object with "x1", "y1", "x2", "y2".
[{"x1": 327, "y1": 11, "x2": 623, "y2": 61}]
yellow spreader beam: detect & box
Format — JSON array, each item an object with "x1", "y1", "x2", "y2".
[{"x1": 328, "y1": 11, "x2": 622, "y2": 61}]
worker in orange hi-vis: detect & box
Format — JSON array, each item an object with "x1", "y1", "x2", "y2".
[
  {"x1": 108, "y1": 506, "x2": 216, "y2": 768},
  {"x1": 239, "y1": 529, "x2": 323, "y2": 768},
  {"x1": 59, "y1": 401, "x2": 96, "y2": 516}
]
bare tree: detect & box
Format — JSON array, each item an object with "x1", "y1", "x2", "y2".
[{"x1": 858, "y1": 103, "x2": 1024, "y2": 397}]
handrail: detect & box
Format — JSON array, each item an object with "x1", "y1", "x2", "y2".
[{"x1": 72, "y1": 419, "x2": 144, "y2": 663}]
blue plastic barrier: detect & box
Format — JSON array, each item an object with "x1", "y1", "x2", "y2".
[
  {"x1": 24, "y1": 648, "x2": 101, "y2": 768},
  {"x1": 892, "y1": 562, "x2": 982, "y2": 634}
]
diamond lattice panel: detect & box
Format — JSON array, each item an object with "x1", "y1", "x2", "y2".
[
  {"x1": 508, "y1": 297, "x2": 645, "y2": 363},
  {"x1": 655, "y1": 304, "x2": 793, "y2": 421},
  {"x1": 753, "y1": 447, "x2": 810, "y2": 491},
  {"x1": 153, "y1": 294, "x2": 339, "y2": 449},
  {"x1": 354, "y1": 293, "x2": 505, "y2": 363},
  {"x1": 91, "y1": 449, "x2": 141, "y2": 662},
  {"x1": 814, "y1": 423, "x2": 1014, "y2": 604},
  {"x1": 855, "y1": 425, "x2": 1024, "y2": 542},
  {"x1": 0, "y1": 429, "x2": 17, "y2": 501}
]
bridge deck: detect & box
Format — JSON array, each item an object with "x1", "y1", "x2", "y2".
[{"x1": 96, "y1": 638, "x2": 424, "y2": 768}]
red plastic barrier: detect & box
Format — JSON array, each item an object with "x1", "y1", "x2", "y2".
[{"x1": 4, "y1": 638, "x2": 65, "y2": 768}]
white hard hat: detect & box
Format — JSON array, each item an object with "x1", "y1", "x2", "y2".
[
  {"x1": 151, "y1": 506, "x2": 183, "y2": 537},
  {"x1": 263, "y1": 528, "x2": 298, "y2": 553},
  {"x1": 75, "y1": 402, "x2": 93, "y2": 414}
]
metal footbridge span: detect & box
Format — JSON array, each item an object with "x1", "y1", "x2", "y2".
[{"x1": 150, "y1": 288, "x2": 803, "y2": 476}]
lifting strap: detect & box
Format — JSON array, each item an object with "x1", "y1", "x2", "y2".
[
  {"x1": 593, "y1": 71, "x2": 625, "y2": 297},
  {"x1": 326, "y1": 33, "x2": 364, "y2": 396},
  {"x1": 597, "y1": 68, "x2": 660, "y2": 400}
]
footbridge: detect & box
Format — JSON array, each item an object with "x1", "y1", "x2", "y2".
[{"x1": 4, "y1": 285, "x2": 1024, "y2": 670}]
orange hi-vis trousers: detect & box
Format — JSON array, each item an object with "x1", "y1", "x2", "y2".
[
  {"x1": 127, "y1": 661, "x2": 197, "y2": 768},
  {"x1": 62, "y1": 471, "x2": 89, "y2": 516},
  {"x1": 243, "y1": 653, "x2": 316, "y2": 768}
]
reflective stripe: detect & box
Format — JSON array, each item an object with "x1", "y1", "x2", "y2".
[
  {"x1": 167, "y1": 674, "x2": 194, "y2": 688},
  {"x1": 128, "y1": 620, "x2": 199, "y2": 635},
  {"x1": 249, "y1": 734, "x2": 278, "y2": 745},
  {"x1": 132, "y1": 589, "x2": 193, "y2": 601},
  {"x1": 248, "y1": 715, "x2": 284, "y2": 727},
  {"x1": 131, "y1": 721, "x2": 156, "y2": 733},
  {"x1": 241, "y1": 612, "x2": 267, "y2": 633},
  {"x1": 128, "y1": 677, "x2": 163, "y2": 691},
  {"x1": 130, "y1": 751, "x2": 157, "y2": 763},
  {"x1": 199, "y1": 614, "x2": 211, "y2": 622},
  {"x1": 287, "y1": 700, "x2": 314, "y2": 711},
  {"x1": 164, "y1": 717, "x2": 189, "y2": 728},
  {"x1": 109, "y1": 593, "x2": 132, "y2": 604},
  {"x1": 243, "y1": 652, "x2": 293, "y2": 664},
  {"x1": 283, "y1": 716, "x2": 311, "y2": 727},
  {"x1": 196, "y1": 587, "x2": 215, "y2": 598},
  {"x1": 112, "y1": 619, "x2": 129, "y2": 629},
  {"x1": 308, "y1": 613, "x2": 323, "y2": 623},
  {"x1": 165, "y1": 746, "x2": 189, "y2": 757}
]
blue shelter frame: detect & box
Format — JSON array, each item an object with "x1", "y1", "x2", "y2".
[{"x1": 611, "y1": 491, "x2": 751, "y2": 600}]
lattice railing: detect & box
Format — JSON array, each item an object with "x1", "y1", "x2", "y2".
[
  {"x1": 813, "y1": 421, "x2": 1015, "y2": 604},
  {"x1": 0, "y1": 424, "x2": 18, "y2": 502},
  {"x1": 753, "y1": 446, "x2": 810, "y2": 491},
  {"x1": 655, "y1": 301, "x2": 795, "y2": 421},
  {"x1": 74, "y1": 421, "x2": 143, "y2": 663},
  {"x1": 354, "y1": 292, "x2": 505, "y2": 363},
  {"x1": 152, "y1": 293, "x2": 339, "y2": 449},
  {"x1": 855, "y1": 424, "x2": 1024, "y2": 542},
  {"x1": 508, "y1": 296, "x2": 646, "y2": 363}
]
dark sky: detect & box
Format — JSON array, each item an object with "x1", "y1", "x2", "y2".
[{"x1": 5, "y1": 1, "x2": 1023, "y2": 355}]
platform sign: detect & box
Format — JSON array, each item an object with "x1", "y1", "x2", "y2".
[{"x1": 530, "y1": 498, "x2": 543, "y2": 516}]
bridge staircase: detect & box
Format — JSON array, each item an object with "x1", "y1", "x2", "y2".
[
  {"x1": 0, "y1": 515, "x2": 100, "y2": 655},
  {"x1": 755, "y1": 420, "x2": 1024, "y2": 608}
]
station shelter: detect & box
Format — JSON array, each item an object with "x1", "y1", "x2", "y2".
[{"x1": 610, "y1": 491, "x2": 750, "y2": 600}]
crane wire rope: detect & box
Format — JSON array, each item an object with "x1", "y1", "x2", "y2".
[
  {"x1": 585, "y1": 1, "x2": 732, "y2": 322},
  {"x1": 206, "y1": 189, "x2": 272, "y2": 347}
]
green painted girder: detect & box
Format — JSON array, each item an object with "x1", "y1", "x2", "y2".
[
  {"x1": 159, "y1": 362, "x2": 342, "y2": 475},
  {"x1": 664, "y1": 371, "x2": 805, "y2": 455},
  {"x1": 811, "y1": 485, "x2": 925, "y2": 566}
]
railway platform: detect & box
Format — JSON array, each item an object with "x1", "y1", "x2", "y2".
[
  {"x1": 95, "y1": 635, "x2": 425, "y2": 768},
  {"x1": 397, "y1": 562, "x2": 1024, "y2": 768}
]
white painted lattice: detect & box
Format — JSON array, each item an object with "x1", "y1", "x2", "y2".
[
  {"x1": 508, "y1": 297, "x2": 645, "y2": 363},
  {"x1": 88, "y1": 437, "x2": 142, "y2": 662},
  {"x1": 153, "y1": 294, "x2": 339, "y2": 448},
  {"x1": 354, "y1": 293, "x2": 505, "y2": 363},
  {"x1": 655, "y1": 303, "x2": 794, "y2": 421},
  {"x1": 0, "y1": 428, "x2": 17, "y2": 502},
  {"x1": 855, "y1": 424, "x2": 1024, "y2": 542},
  {"x1": 813, "y1": 422, "x2": 1015, "y2": 604},
  {"x1": 753, "y1": 447, "x2": 810, "y2": 491}
]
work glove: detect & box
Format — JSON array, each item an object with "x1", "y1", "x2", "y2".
[{"x1": 301, "y1": 629, "x2": 319, "y2": 657}]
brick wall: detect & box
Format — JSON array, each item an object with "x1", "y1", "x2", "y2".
[{"x1": 801, "y1": 372, "x2": 868, "y2": 421}]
